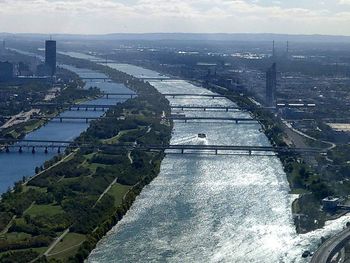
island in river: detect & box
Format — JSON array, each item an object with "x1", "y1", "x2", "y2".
[{"x1": 0, "y1": 55, "x2": 172, "y2": 263}]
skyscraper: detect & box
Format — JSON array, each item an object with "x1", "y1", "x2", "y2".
[
  {"x1": 266, "y1": 63, "x2": 277, "y2": 107},
  {"x1": 45, "y1": 40, "x2": 56, "y2": 76},
  {"x1": 0, "y1": 61, "x2": 13, "y2": 82}
]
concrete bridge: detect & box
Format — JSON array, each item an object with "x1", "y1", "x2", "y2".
[
  {"x1": 1, "y1": 114, "x2": 257, "y2": 124},
  {"x1": 171, "y1": 105, "x2": 243, "y2": 112},
  {"x1": 101, "y1": 93, "x2": 136, "y2": 99},
  {"x1": 310, "y1": 227, "x2": 350, "y2": 263},
  {"x1": 169, "y1": 116, "x2": 258, "y2": 124},
  {"x1": 81, "y1": 77, "x2": 110, "y2": 82},
  {"x1": 139, "y1": 77, "x2": 179, "y2": 81},
  {"x1": 30, "y1": 116, "x2": 107, "y2": 123},
  {"x1": 163, "y1": 93, "x2": 227, "y2": 99},
  {"x1": 0, "y1": 139, "x2": 326, "y2": 155},
  {"x1": 33, "y1": 103, "x2": 115, "y2": 111}
]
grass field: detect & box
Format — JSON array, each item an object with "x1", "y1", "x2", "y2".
[
  {"x1": 24, "y1": 120, "x2": 46, "y2": 133},
  {"x1": 108, "y1": 183, "x2": 132, "y2": 207},
  {"x1": 101, "y1": 129, "x2": 139, "y2": 144},
  {"x1": 25, "y1": 204, "x2": 63, "y2": 217},
  {"x1": 81, "y1": 161, "x2": 109, "y2": 173},
  {"x1": 22, "y1": 186, "x2": 47, "y2": 193},
  {"x1": 2, "y1": 232, "x2": 31, "y2": 242},
  {"x1": 0, "y1": 246, "x2": 48, "y2": 257},
  {"x1": 48, "y1": 233, "x2": 86, "y2": 261}
]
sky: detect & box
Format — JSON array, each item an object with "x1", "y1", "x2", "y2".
[{"x1": 1, "y1": 0, "x2": 350, "y2": 35}]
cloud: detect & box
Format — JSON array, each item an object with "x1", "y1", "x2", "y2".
[
  {"x1": 0, "y1": 0, "x2": 349, "y2": 35},
  {"x1": 339, "y1": 0, "x2": 350, "y2": 4}
]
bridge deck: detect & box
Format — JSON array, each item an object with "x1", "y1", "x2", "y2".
[
  {"x1": 164, "y1": 93, "x2": 227, "y2": 98},
  {"x1": 0, "y1": 139, "x2": 326, "y2": 154}
]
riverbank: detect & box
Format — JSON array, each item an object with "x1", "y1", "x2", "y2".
[
  {"x1": 202, "y1": 83, "x2": 333, "y2": 233},
  {"x1": 0, "y1": 58, "x2": 172, "y2": 262},
  {"x1": 0, "y1": 71, "x2": 101, "y2": 142},
  {"x1": 109, "y1": 59, "x2": 333, "y2": 233}
]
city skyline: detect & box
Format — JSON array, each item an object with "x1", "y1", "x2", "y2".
[{"x1": 1, "y1": 0, "x2": 350, "y2": 35}]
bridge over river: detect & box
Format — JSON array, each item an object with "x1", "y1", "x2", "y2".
[{"x1": 0, "y1": 138, "x2": 327, "y2": 156}]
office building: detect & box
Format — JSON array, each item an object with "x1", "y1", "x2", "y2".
[
  {"x1": 0, "y1": 61, "x2": 13, "y2": 82},
  {"x1": 45, "y1": 40, "x2": 56, "y2": 76}
]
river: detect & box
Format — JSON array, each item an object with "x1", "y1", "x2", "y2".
[
  {"x1": 0, "y1": 59, "x2": 134, "y2": 193},
  {"x1": 5, "y1": 50, "x2": 350, "y2": 262},
  {"x1": 66, "y1": 60, "x2": 350, "y2": 263}
]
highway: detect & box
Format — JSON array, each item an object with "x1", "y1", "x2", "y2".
[{"x1": 311, "y1": 227, "x2": 350, "y2": 263}]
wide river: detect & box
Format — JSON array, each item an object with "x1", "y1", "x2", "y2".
[
  {"x1": 84, "y1": 60, "x2": 350, "y2": 263},
  {"x1": 5, "y1": 51, "x2": 350, "y2": 262},
  {"x1": 0, "y1": 53, "x2": 134, "y2": 193}
]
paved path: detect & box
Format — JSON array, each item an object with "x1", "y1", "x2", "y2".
[
  {"x1": 44, "y1": 228, "x2": 70, "y2": 256},
  {"x1": 311, "y1": 228, "x2": 350, "y2": 263},
  {"x1": 93, "y1": 177, "x2": 118, "y2": 207}
]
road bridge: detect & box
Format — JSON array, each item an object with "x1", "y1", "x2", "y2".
[
  {"x1": 101, "y1": 93, "x2": 136, "y2": 99},
  {"x1": 81, "y1": 77, "x2": 110, "y2": 82},
  {"x1": 0, "y1": 139, "x2": 326, "y2": 155},
  {"x1": 139, "y1": 77, "x2": 176, "y2": 81},
  {"x1": 171, "y1": 105, "x2": 243, "y2": 112},
  {"x1": 29, "y1": 116, "x2": 109, "y2": 123},
  {"x1": 13, "y1": 114, "x2": 258, "y2": 124},
  {"x1": 32, "y1": 103, "x2": 115, "y2": 111},
  {"x1": 310, "y1": 227, "x2": 350, "y2": 263},
  {"x1": 169, "y1": 116, "x2": 258, "y2": 124},
  {"x1": 164, "y1": 93, "x2": 227, "y2": 99}
]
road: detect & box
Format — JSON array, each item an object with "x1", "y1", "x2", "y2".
[
  {"x1": 1, "y1": 109, "x2": 40, "y2": 129},
  {"x1": 311, "y1": 228, "x2": 350, "y2": 263}
]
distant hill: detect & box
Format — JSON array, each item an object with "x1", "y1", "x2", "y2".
[{"x1": 1, "y1": 32, "x2": 350, "y2": 43}]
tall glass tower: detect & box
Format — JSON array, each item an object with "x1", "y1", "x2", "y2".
[
  {"x1": 266, "y1": 63, "x2": 277, "y2": 107},
  {"x1": 45, "y1": 40, "x2": 56, "y2": 76}
]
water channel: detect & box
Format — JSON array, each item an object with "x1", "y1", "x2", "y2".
[
  {"x1": 4, "y1": 50, "x2": 350, "y2": 262},
  {"x1": 0, "y1": 60, "x2": 134, "y2": 193},
  {"x1": 81, "y1": 61, "x2": 350, "y2": 263}
]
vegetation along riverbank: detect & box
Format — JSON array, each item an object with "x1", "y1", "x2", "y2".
[{"x1": 0, "y1": 56, "x2": 173, "y2": 262}]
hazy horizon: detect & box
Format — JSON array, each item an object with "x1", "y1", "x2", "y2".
[{"x1": 1, "y1": 0, "x2": 350, "y2": 35}]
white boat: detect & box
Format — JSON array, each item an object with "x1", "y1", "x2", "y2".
[{"x1": 198, "y1": 133, "x2": 206, "y2": 138}]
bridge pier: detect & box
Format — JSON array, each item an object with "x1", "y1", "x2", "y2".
[
  {"x1": 235, "y1": 120, "x2": 238, "y2": 124},
  {"x1": 45, "y1": 147, "x2": 48, "y2": 154},
  {"x1": 248, "y1": 150, "x2": 252, "y2": 156},
  {"x1": 181, "y1": 149, "x2": 184, "y2": 154},
  {"x1": 5, "y1": 146, "x2": 9, "y2": 153},
  {"x1": 60, "y1": 118, "x2": 63, "y2": 123},
  {"x1": 19, "y1": 146, "x2": 22, "y2": 153},
  {"x1": 86, "y1": 118, "x2": 89, "y2": 123},
  {"x1": 215, "y1": 149, "x2": 218, "y2": 155},
  {"x1": 106, "y1": 94, "x2": 109, "y2": 99},
  {"x1": 77, "y1": 107, "x2": 80, "y2": 111},
  {"x1": 226, "y1": 108, "x2": 229, "y2": 112},
  {"x1": 32, "y1": 147, "x2": 35, "y2": 154}
]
